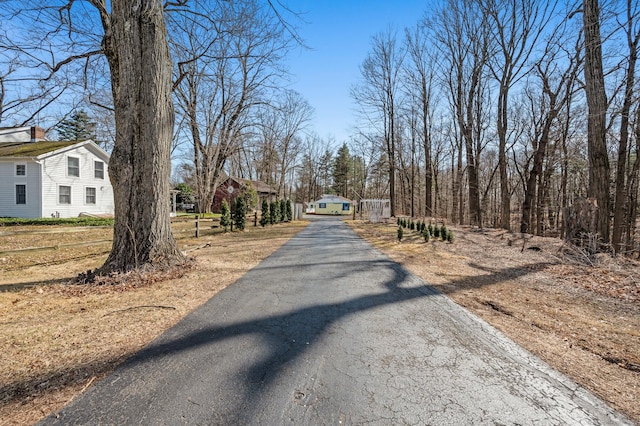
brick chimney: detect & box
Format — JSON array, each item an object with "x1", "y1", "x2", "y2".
[{"x1": 30, "y1": 126, "x2": 46, "y2": 141}]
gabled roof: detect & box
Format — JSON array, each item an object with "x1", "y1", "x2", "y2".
[
  {"x1": 312, "y1": 194, "x2": 353, "y2": 204},
  {"x1": 0, "y1": 141, "x2": 76, "y2": 157},
  {"x1": 222, "y1": 176, "x2": 277, "y2": 195},
  {"x1": 0, "y1": 140, "x2": 110, "y2": 162}
]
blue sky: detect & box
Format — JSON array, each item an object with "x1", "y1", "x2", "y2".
[{"x1": 285, "y1": 0, "x2": 429, "y2": 146}]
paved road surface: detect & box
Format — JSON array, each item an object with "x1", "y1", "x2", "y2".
[{"x1": 42, "y1": 218, "x2": 632, "y2": 425}]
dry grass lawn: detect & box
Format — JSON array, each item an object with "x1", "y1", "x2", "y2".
[{"x1": 0, "y1": 219, "x2": 308, "y2": 426}]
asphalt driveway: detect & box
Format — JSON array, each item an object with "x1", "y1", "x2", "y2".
[{"x1": 41, "y1": 218, "x2": 632, "y2": 425}]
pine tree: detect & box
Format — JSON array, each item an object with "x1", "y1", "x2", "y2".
[
  {"x1": 55, "y1": 109, "x2": 97, "y2": 142},
  {"x1": 440, "y1": 225, "x2": 448, "y2": 240},
  {"x1": 422, "y1": 228, "x2": 430, "y2": 242},
  {"x1": 260, "y1": 199, "x2": 269, "y2": 227},
  {"x1": 446, "y1": 231, "x2": 454, "y2": 243},
  {"x1": 269, "y1": 201, "x2": 278, "y2": 224},
  {"x1": 332, "y1": 143, "x2": 351, "y2": 197},
  {"x1": 397, "y1": 226, "x2": 403, "y2": 241},
  {"x1": 233, "y1": 196, "x2": 246, "y2": 230},
  {"x1": 220, "y1": 199, "x2": 231, "y2": 232},
  {"x1": 280, "y1": 199, "x2": 287, "y2": 222},
  {"x1": 285, "y1": 199, "x2": 293, "y2": 221}
]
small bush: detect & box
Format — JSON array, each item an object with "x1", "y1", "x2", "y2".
[
  {"x1": 428, "y1": 223, "x2": 434, "y2": 236},
  {"x1": 433, "y1": 226, "x2": 440, "y2": 239},
  {"x1": 397, "y1": 226, "x2": 404, "y2": 241},
  {"x1": 220, "y1": 199, "x2": 231, "y2": 231},
  {"x1": 0, "y1": 217, "x2": 114, "y2": 227},
  {"x1": 440, "y1": 225, "x2": 448, "y2": 240},
  {"x1": 446, "y1": 230, "x2": 454, "y2": 243},
  {"x1": 232, "y1": 196, "x2": 246, "y2": 230},
  {"x1": 422, "y1": 228, "x2": 430, "y2": 242},
  {"x1": 397, "y1": 217, "x2": 401, "y2": 226}
]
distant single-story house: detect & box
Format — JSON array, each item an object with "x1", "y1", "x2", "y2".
[
  {"x1": 211, "y1": 176, "x2": 277, "y2": 212},
  {"x1": 0, "y1": 126, "x2": 114, "y2": 218},
  {"x1": 306, "y1": 194, "x2": 354, "y2": 215}
]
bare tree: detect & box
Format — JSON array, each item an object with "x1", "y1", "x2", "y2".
[
  {"x1": 255, "y1": 90, "x2": 313, "y2": 197},
  {"x1": 172, "y1": 0, "x2": 292, "y2": 213},
  {"x1": 484, "y1": 0, "x2": 556, "y2": 230},
  {"x1": 352, "y1": 29, "x2": 406, "y2": 217},
  {"x1": 405, "y1": 23, "x2": 438, "y2": 217},
  {"x1": 431, "y1": 0, "x2": 490, "y2": 227},
  {"x1": 520, "y1": 27, "x2": 582, "y2": 234},
  {"x1": 612, "y1": 0, "x2": 640, "y2": 252}
]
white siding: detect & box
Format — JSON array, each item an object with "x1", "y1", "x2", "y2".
[
  {"x1": 0, "y1": 160, "x2": 42, "y2": 218},
  {"x1": 0, "y1": 127, "x2": 32, "y2": 142},
  {"x1": 41, "y1": 145, "x2": 114, "y2": 218}
]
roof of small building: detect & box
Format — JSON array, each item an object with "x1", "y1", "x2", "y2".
[
  {"x1": 311, "y1": 194, "x2": 353, "y2": 204},
  {"x1": 223, "y1": 176, "x2": 277, "y2": 195}
]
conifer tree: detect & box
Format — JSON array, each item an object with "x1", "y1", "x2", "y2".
[
  {"x1": 55, "y1": 109, "x2": 97, "y2": 142},
  {"x1": 285, "y1": 199, "x2": 293, "y2": 221},
  {"x1": 446, "y1": 230, "x2": 454, "y2": 243},
  {"x1": 269, "y1": 201, "x2": 278, "y2": 224},
  {"x1": 233, "y1": 196, "x2": 246, "y2": 230},
  {"x1": 260, "y1": 199, "x2": 270, "y2": 227},
  {"x1": 220, "y1": 199, "x2": 231, "y2": 232},
  {"x1": 280, "y1": 199, "x2": 287, "y2": 222}
]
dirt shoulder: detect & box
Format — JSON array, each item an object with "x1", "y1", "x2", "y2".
[
  {"x1": 0, "y1": 221, "x2": 308, "y2": 426},
  {"x1": 347, "y1": 220, "x2": 640, "y2": 424}
]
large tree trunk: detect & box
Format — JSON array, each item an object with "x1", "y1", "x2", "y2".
[
  {"x1": 99, "y1": 0, "x2": 185, "y2": 274},
  {"x1": 583, "y1": 0, "x2": 611, "y2": 244}
]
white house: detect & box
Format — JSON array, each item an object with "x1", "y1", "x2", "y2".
[{"x1": 0, "y1": 126, "x2": 114, "y2": 218}]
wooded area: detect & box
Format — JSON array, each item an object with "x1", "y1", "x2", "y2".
[
  {"x1": 348, "y1": 0, "x2": 640, "y2": 255},
  {"x1": 1, "y1": 0, "x2": 640, "y2": 270}
]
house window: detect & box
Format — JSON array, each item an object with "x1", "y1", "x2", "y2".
[
  {"x1": 94, "y1": 161, "x2": 104, "y2": 179},
  {"x1": 319, "y1": 203, "x2": 326, "y2": 208},
  {"x1": 59, "y1": 186, "x2": 71, "y2": 204},
  {"x1": 342, "y1": 203, "x2": 350, "y2": 211},
  {"x1": 68, "y1": 157, "x2": 80, "y2": 177},
  {"x1": 16, "y1": 185, "x2": 26, "y2": 204},
  {"x1": 15, "y1": 164, "x2": 26, "y2": 176},
  {"x1": 86, "y1": 187, "x2": 96, "y2": 205}
]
